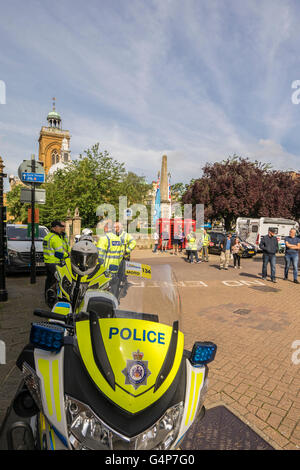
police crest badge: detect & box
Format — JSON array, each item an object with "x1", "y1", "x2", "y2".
[{"x1": 122, "y1": 350, "x2": 151, "y2": 390}]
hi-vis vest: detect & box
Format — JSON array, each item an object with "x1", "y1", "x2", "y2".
[
  {"x1": 120, "y1": 231, "x2": 136, "y2": 255},
  {"x1": 43, "y1": 232, "x2": 68, "y2": 264},
  {"x1": 61, "y1": 234, "x2": 71, "y2": 255},
  {"x1": 97, "y1": 233, "x2": 125, "y2": 272},
  {"x1": 202, "y1": 233, "x2": 211, "y2": 247},
  {"x1": 186, "y1": 233, "x2": 197, "y2": 251}
]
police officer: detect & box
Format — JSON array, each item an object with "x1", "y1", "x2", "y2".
[
  {"x1": 96, "y1": 222, "x2": 125, "y2": 273},
  {"x1": 120, "y1": 224, "x2": 136, "y2": 260},
  {"x1": 43, "y1": 220, "x2": 69, "y2": 302},
  {"x1": 97, "y1": 222, "x2": 127, "y2": 299}
]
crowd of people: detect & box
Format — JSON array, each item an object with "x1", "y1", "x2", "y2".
[
  {"x1": 152, "y1": 227, "x2": 300, "y2": 283},
  {"x1": 42, "y1": 221, "x2": 300, "y2": 306}
]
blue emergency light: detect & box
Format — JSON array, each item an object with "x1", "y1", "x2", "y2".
[
  {"x1": 190, "y1": 341, "x2": 217, "y2": 366},
  {"x1": 30, "y1": 322, "x2": 65, "y2": 353}
]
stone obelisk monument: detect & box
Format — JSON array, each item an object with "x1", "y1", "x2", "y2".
[{"x1": 160, "y1": 155, "x2": 171, "y2": 219}]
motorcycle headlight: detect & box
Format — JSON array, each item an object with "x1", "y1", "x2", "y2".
[
  {"x1": 134, "y1": 402, "x2": 184, "y2": 450},
  {"x1": 65, "y1": 396, "x2": 184, "y2": 450}
]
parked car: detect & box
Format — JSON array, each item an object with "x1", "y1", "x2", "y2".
[
  {"x1": 231, "y1": 235, "x2": 257, "y2": 258},
  {"x1": 5, "y1": 224, "x2": 49, "y2": 273},
  {"x1": 207, "y1": 231, "x2": 256, "y2": 258},
  {"x1": 207, "y1": 230, "x2": 226, "y2": 255}
]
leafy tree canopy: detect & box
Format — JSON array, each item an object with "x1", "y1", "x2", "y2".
[
  {"x1": 6, "y1": 143, "x2": 151, "y2": 229},
  {"x1": 182, "y1": 155, "x2": 299, "y2": 231}
]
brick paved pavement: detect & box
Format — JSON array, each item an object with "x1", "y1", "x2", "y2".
[
  {"x1": 132, "y1": 250, "x2": 300, "y2": 450},
  {"x1": 0, "y1": 252, "x2": 299, "y2": 450}
]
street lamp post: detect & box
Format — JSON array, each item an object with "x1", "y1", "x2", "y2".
[{"x1": 0, "y1": 157, "x2": 8, "y2": 301}]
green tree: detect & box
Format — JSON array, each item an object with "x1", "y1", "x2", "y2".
[
  {"x1": 120, "y1": 171, "x2": 151, "y2": 206},
  {"x1": 38, "y1": 143, "x2": 151, "y2": 229},
  {"x1": 182, "y1": 156, "x2": 298, "y2": 231},
  {"x1": 6, "y1": 184, "x2": 29, "y2": 223}
]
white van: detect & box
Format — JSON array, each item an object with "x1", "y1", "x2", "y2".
[
  {"x1": 236, "y1": 217, "x2": 299, "y2": 252},
  {"x1": 6, "y1": 224, "x2": 49, "y2": 273}
]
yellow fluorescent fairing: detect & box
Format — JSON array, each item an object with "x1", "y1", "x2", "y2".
[
  {"x1": 56, "y1": 259, "x2": 111, "y2": 301},
  {"x1": 76, "y1": 318, "x2": 184, "y2": 413}
]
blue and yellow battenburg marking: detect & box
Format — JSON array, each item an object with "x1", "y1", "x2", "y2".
[{"x1": 185, "y1": 370, "x2": 204, "y2": 426}]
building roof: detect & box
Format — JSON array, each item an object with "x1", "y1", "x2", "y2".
[{"x1": 47, "y1": 110, "x2": 61, "y2": 120}]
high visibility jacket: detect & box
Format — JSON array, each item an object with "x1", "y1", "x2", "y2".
[
  {"x1": 120, "y1": 230, "x2": 136, "y2": 256},
  {"x1": 61, "y1": 234, "x2": 71, "y2": 255},
  {"x1": 202, "y1": 233, "x2": 211, "y2": 247},
  {"x1": 43, "y1": 231, "x2": 68, "y2": 264},
  {"x1": 96, "y1": 232, "x2": 125, "y2": 273},
  {"x1": 186, "y1": 233, "x2": 197, "y2": 251}
]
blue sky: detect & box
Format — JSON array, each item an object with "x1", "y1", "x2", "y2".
[{"x1": 1, "y1": 0, "x2": 300, "y2": 191}]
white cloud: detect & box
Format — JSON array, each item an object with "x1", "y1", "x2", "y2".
[{"x1": 0, "y1": 0, "x2": 300, "y2": 190}]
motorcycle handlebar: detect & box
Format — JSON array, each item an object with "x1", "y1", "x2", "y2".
[
  {"x1": 33, "y1": 308, "x2": 89, "y2": 324},
  {"x1": 33, "y1": 308, "x2": 71, "y2": 323}
]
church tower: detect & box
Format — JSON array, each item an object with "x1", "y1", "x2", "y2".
[{"x1": 38, "y1": 98, "x2": 71, "y2": 174}]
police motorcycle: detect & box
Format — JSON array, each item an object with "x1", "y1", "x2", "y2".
[
  {"x1": 2, "y1": 248, "x2": 217, "y2": 450},
  {"x1": 48, "y1": 236, "x2": 125, "y2": 312}
]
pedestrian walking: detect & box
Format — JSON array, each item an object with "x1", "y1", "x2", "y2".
[
  {"x1": 201, "y1": 229, "x2": 211, "y2": 262},
  {"x1": 153, "y1": 231, "x2": 159, "y2": 253},
  {"x1": 284, "y1": 228, "x2": 300, "y2": 284},
  {"x1": 259, "y1": 228, "x2": 278, "y2": 282},
  {"x1": 231, "y1": 238, "x2": 243, "y2": 269},
  {"x1": 220, "y1": 233, "x2": 232, "y2": 270}
]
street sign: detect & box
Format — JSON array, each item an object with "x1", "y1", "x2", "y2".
[
  {"x1": 124, "y1": 208, "x2": 133, "y2": 220},
  {"x1": 21, "y1": 172, "x2": 45, "y2": 183},
  {"x1": 20, "y1": 187, "x2": 46, "y2": 204},
  {"x1": 18, "y1": 160, "x2": 45, "y2": 185}
]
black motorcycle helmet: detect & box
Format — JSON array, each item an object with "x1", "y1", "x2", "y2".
[{"x1": 71, "y1": 239, "x2": 99, "y2": 276}]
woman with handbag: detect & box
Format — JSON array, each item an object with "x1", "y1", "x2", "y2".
[{"x1": 232, "y1": 238, "x2": 243, "y2": 269}]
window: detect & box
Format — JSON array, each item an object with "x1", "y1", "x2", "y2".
[
  {"x1": 7, "y1": 226, "x2": 48, "y2": 241},
  {"x1": 51, "y1": 149, "x2": 60, "y2": 165},
  {"x1": 251, "y1": 225, "x2": 258, "y2": 233}
]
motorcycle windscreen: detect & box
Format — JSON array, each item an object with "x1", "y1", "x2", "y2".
[
  {"x1": 75, "y1": 263, "x2": 184, "y2": 413},
  {"x1": 118, "y1": 263, "x2": 181, "y2": 327}
]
